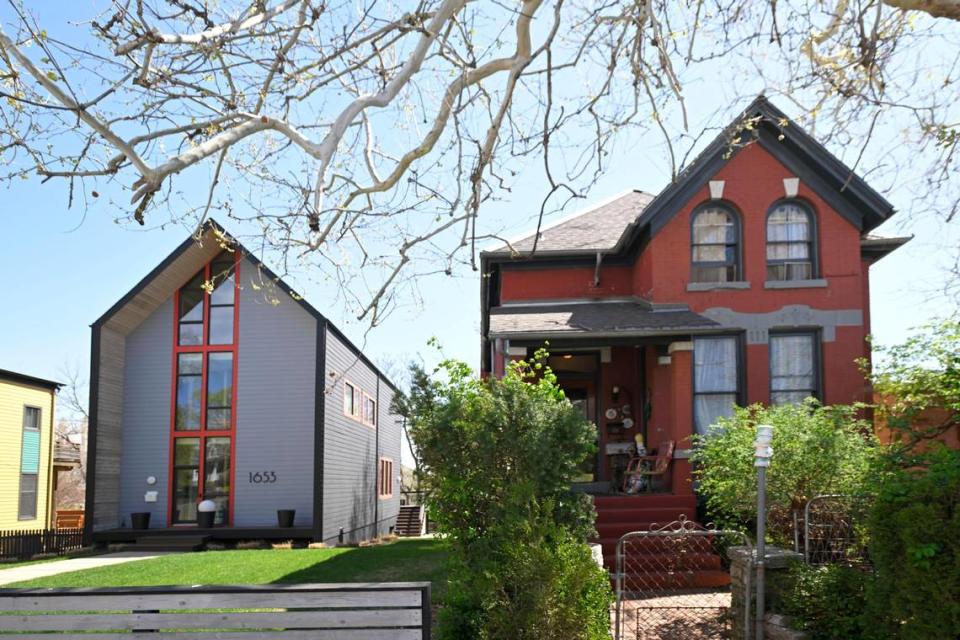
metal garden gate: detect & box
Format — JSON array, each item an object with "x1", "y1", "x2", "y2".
[{"x1": 614, "y1": 517, "x2": 751, "y2": 640}]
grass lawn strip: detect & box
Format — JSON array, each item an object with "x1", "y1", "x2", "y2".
[{"x1": 5, "y1": 538, "x2": 449, "y2": 602}]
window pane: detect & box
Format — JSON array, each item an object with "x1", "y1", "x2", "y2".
[
  {"x1": 209, "y1": 495, "x2": 230, "y2": 526},
  {"x1": 344, "y1": 383, "x2": 355, "y2": 414},
  {"x1": 207, "y1": 408, "x2": 231, "y2": 430},
  {"x1": 694, "y1": 337, "x2": 738, "y2": 393},
  {"x1": 179, "y1": 272, "x2": 205, "y2": 323},
  {"x1": 692, "y1": 245, "x2": 729, "y2": 262},
  {"x1": 173, "y1": 468, "x2": 199, "y2": 522},
  {"x1": 208, "y1": 306, "x2": 234, "y2": 345},
  {"x1": 787, "y1": 262, "x2": 813, "y2": 280},
  {"x1": 205, "y1": 437, "x2": 231, "y2": 496},
  {"x1": 23, "y1": 407, "x2": 40, "y2": 430},
  {"x1": 178, "y1": 352, "x2": 202, "y2": 375},
  {"x1": 176, "y1": 378, "x2": 202, "y2": 431},
  {"x1": 768, "y1": 206, "x2": 810, "y2": 241},
  {"x1": 693, "y1": 209, "x2": 735, "y2": 243},
  {"x1": 174, "y1": 438, "x2": 200, "y2": 465},
  {"x1": 770, "y1": 335, "x2": 814, "y2": 387},
  {"x1": 771, "y1": 391, "x2": 811, "y2": 406},
  {"x1": 207, "y1": 353, "x2": 233, "y2": 410},
  {"x1": 691, "y1": 265, "x2": 729, "y2": 283},
  {"x1": 694, "y1": 394, "x2": 737, "y2": 435},
  {"x1": 179, "y1": 323, "x2": 204, "y2": 346},
  {"x1": 19, "y1": 473, "x2": 37, "y2": 519},
  {"x1": 767, "y1": 243, "x2": 810, "y2": 261},
  {"x1": 210, "y1": 258, "x2": 236, "y2": 306}
]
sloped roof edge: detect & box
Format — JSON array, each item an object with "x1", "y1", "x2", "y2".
[{"x1": 92, "y1": 219, "x2": 399, "y2": 393}]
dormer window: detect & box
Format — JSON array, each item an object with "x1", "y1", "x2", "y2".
[
  {"x1": 767, "y1": 201, "x2": 815, "y2": 281},
  {"x1": 691, "y1": 204, "x2": 741, "y2": 283}
]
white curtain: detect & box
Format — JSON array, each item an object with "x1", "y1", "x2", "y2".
[
  {"x1": 770, "y1": 334, "x2": 815, "y2": 405},
  {"x1": 693, "y1": 337, "x2": 738, "y2": 434}
]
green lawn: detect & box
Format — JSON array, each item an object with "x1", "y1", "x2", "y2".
[{"x1": 8, "y1": 538, "x2": 450, "y2": 601}]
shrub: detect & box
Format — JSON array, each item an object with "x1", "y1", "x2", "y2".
[
  {"x1": 777, "y1": 563, "x2": 881, "y2": 640},
  {"x1": 867, "y1": 446, "x2": 960, "y2": 640},
  {"x1": 399, "y1": 349, "x2": 612, "y2": 640},
  {"x1": 692, "y1": 402, "x2": 878, "y2": 544}
]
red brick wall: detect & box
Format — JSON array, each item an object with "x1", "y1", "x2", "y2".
[{"x1": 497, "y1": 142, "x2": 872, "y2": 406}]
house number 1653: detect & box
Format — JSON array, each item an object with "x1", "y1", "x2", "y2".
[{"x1": 248, "y1": 471, "x2": 277, "y2": 484}]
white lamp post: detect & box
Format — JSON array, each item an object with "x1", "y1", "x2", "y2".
[{"x1": 754, "y1": 424, "x2": 774, "y2": 640}]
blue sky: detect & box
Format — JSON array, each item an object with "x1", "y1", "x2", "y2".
[{"x1": 1, "y1": 2, "x2": 957, "y2": 412}]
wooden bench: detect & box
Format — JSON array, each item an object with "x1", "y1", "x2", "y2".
[{"x1": 0, "y1": 582, "x2": 431, "y2": 639}]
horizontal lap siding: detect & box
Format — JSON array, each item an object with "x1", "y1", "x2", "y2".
[
  {"x1": 0, "y1": 382, "x2": 54, "y2": 530},
  {"x1": 118, "y1": 298, "x2": 173, "y2": 527},
  {"x1": 323, "y1": 331, "x2": 378, "y2": 544},
  {"x1": 377, "y1": 383, "x2": 402, "y2": 537},
  {"x1": 234, "y1": 258, "x2": 316, "y2": 527},
  {"x1": 92, "y1": 327, "x2": 125, "y2": 532}
]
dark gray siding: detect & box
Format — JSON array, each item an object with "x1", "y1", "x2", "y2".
[
  {"x1": 322, "y1": 330, "x2": 379, "y2": 544},
  {"x1": 234, "y1": 257, "x2": 316, "y2": 527},
  {"x1": 376, "y1": 381, "x2": 402, "y2": 537},
  {"x1": 118, "y1": 298, "x2": 173, "y2": 528}
]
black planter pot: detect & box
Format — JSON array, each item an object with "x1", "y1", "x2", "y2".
[
  {"x1": 131, "y1": 512, "x2": 151, "y2": 530},
  {"x1": 197, "y1": 510, "x2": 216, "y2": 528},
  {"x1": 277, "y1": 509, "x2": 296, "y2": 528}
]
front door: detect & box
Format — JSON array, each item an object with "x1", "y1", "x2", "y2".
[{"x1": 559, "y1": 379, "x2": 598, "y2": 483}]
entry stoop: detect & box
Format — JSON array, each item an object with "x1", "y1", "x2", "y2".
[
  {"x1": 395, "y1": 505, "x2": 425, "y2": 537},
  {"x1": 591, "y1": 494, "x2": 697, "y2": 565},
  {"x1": 118, "y1": 535, "x2": 209, "y2": 552}
]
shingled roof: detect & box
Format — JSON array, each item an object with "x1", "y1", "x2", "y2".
[
  {"x1": 488, "y1": 301, "x2": 719, "y2": 339},
  {"x1": 490, "y1": 190, "x2": 655, "y2": 255}
]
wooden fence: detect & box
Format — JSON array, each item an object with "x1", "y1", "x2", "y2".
[
  {"x1": 0, "y1": 582, "x2": 432, "y2": 639},
  {"x1": 0, "y1": 528, "x2": 84, "y2": 562}
]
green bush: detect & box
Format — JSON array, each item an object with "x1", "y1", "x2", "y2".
[
  {"x1": 867, "y1": 446, "x2": 960, "y2": 640},
  {"x1": 398, "y1": 349, "x2": 612, "y2": 640},
  {"x1": 777, "y1": 563, "x2": 881, "y2": 640},
  {"x1": 691, "y1": 402, "x2": 878, "y2": 544}
]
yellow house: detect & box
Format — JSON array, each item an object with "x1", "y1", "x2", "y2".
[{"x1": 0, "y1": 369, "x2": 61, "y2": 531}]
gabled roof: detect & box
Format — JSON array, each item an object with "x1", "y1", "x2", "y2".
[
  {"x1": 0, "y1": 368, "x2": 62, "y2": 391},
  {"x1": 483, "y1": 95, "x2": 897, "y2": 263},
  {"x1": 94, "y1": 219, "x2": 398, "y2": 392},
  {"x1": 491, "y1": 191, "x2": 655, "y2": 255}
]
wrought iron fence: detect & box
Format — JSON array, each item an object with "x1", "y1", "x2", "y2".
[
  {"x1": 800, "y1": 494, "x2": 872, "y2": 566},
  {"x1": 615, "y1": 517, "x2": 751, "y2": 640},
  {"x1": 0, "y1": 528, "x2": 84, "y2": 562}
]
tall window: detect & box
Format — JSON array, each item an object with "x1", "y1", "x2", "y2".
[
  {"x1": 171, "y1": 252, "x2": 238, "y2": 526},
  {"x1": 379, "y1": 457, "x2": 394, "y2": 499},
  {"x1": 19, "y1": 406, "x2": 41, "y2": 520},
  {"x1": 770, "y1": 332, "x2": 819, "y2": 405},
  {"x1": 693, "y1": 336, "x2": 741, "y2": 435},
  {"x1": 363, "y1": 393, "x2": 377, "y2": 427},
  {"x1": 767, "y1": 201, "x2": 815, "y2": 281},
  {"x1": 691, "y1": 205, "x2": 740, "y2": 283}
]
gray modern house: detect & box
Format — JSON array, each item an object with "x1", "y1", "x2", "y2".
[{"x1": 84, "y1": 221, "x2": 402, "y2": 547}]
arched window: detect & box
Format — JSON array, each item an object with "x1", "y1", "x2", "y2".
[
  {"x1": 691, "y1": 205, "x2": 740, "y2": 283},
  {"x1": 767, "y1": 201, "x2": 815, "y2": 281}
]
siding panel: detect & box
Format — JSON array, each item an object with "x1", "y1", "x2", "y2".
[
  {"x1": 234, "y1": 257, "x2": 316, "y2": 527},
  {"x1": 322, "y1": 331, "x2": 379, "y2": 544},
  {"x1": 118, "y1": 297, "x2": 173, "y2": 527},
  {"x1": 376, "y1": 382, "x2": 402, "y2": 537}
]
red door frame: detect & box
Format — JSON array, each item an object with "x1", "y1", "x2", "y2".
[{"x1": 167, "y1": 251, "x2": 240, "y2": 526}]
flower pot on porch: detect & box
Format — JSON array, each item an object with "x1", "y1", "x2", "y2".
[
  {"x1": 131, "y1": 512, "x2": 151, "y2": 530},
  {"x1": 277, "y1": 509, "x2": 296, "y2": 528},
  {"x1": 197, "y1": 499, "x2": 217, "y2": 528}
]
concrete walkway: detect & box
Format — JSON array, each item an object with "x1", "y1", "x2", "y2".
[{"x1": 0, "y1": 552, "x2": 171, "y2": 586}]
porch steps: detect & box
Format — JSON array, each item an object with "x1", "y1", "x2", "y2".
[
  {"x1": 591, "y1": 494, "x2": 730, "y2": 590},
  {"x1": 119, "y1": 535, "x2": 209, "y2": 552},
  {"x1": 395, "y1": 505, "x2": 424, "y2": 537}
]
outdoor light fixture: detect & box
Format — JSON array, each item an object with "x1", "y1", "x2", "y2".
[{"x1": 754, "y1": 424, "x2": 774, "y2": 640}]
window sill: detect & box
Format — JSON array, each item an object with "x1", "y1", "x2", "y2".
[
  {"x1": 764, "y1": 279, "x2": 827, "y2": 289},
  {"x1": 686, "y1": 281, "x2": 751, "y2": 292}
]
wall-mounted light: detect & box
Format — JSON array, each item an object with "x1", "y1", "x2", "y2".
[
  {"x1": 562, "y1": 354, "x2": 573, "y2": 360},
  {"x1": 611, "y1": 385, "x2": 620, "y2": 402}
]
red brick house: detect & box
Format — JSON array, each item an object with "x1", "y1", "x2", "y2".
[{"x1": 480, "y1": 97, "x2": 907, "y2": 547}]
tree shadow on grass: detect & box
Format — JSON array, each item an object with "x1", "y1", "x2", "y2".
[{"x1": 272, "y1": 539, "x2": 449, "y2": 602}]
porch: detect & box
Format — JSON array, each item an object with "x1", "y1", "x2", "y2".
[{"x1": 91, "y1": 526, "x2": 315, "y2": 550}]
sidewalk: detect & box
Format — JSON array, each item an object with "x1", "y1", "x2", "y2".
[{"x1": 0, "y1": 551, "x2": 171, "y2": 586}]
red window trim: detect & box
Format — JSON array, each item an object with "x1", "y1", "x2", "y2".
[
  {"x1": 168, "y1": 251, "x2": 240, "y2": 527},
  {"x1": 378, "y1": 457, "x2": 394, "y2": 499}
]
